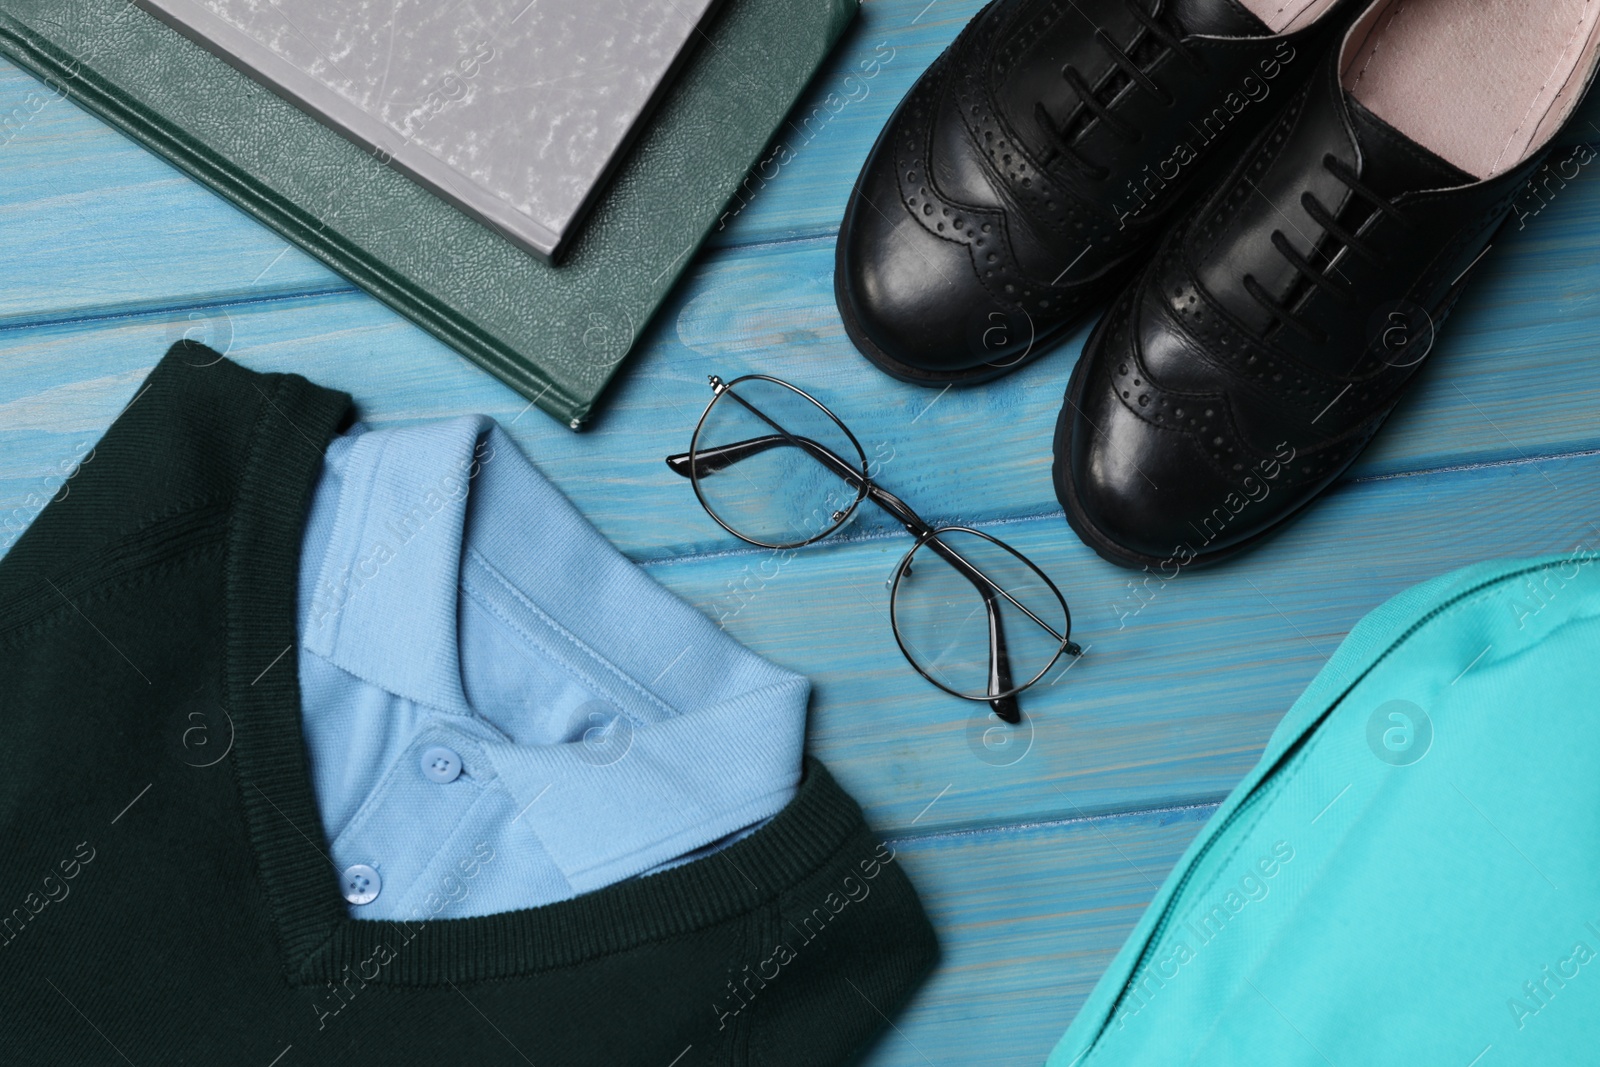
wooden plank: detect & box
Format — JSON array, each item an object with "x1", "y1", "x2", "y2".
[
  {"x1": 6, "y1": 299, "x2": 1599, "y2": 831},
  {"x1": 646, "y1": 450, "x2": 1600, "y2": 835},
  {"x1": 857, "y1": 803, "x2": 1214, "y2": 1067},
  {"x1": 7, "y1": 202, "x2": 1600, "y2": 562}
]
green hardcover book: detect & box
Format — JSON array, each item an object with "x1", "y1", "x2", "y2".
[{"x1": 0, "y1": 0, "x2": 856, "y2": 428}]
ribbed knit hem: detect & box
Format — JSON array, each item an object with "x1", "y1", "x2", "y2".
[{"x1": 312, "y1": 757, "x2": 869, "y2": 984}]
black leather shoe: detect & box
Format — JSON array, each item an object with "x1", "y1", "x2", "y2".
[
  {"x1": 835, "y1": 0, "x2": 1355, "y2": 385},
  {"x1": 1055, "y1": 0, "x2": 1600, "y2": 569}
]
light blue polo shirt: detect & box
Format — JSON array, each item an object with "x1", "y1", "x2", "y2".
[{"x1": 294, "y1": 416, "x2": 810, "y2": 921}]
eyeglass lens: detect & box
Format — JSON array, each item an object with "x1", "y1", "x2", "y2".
[
  {"x1": 892, "y1": 529, "x2": 1071, "y2": 701},
  {"x1": 689, "y1": 377, "x2": 868, "y2": 549}
]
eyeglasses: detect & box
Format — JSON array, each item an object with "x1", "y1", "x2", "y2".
[{"x1": 665, "y1": 374, "x2": 1081, "y2": 722}]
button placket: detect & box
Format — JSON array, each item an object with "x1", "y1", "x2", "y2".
[{"x1": 327, "y1": 726, "x2": 498, "y2": 914}]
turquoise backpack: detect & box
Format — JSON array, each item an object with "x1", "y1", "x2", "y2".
[{"x1": 1049, "y1": 553, "x2": 1600, "y2": 1066}]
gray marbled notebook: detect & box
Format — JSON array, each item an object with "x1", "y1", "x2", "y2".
[{"x1": 136, "y1": 0, "x2": 720, "y2": 262}]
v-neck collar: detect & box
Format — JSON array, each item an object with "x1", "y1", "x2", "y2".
[{"x1": 217, "y1": 354, "x2": 857, "y2": 986}]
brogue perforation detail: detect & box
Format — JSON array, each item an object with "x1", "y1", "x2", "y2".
[
  {"x1": 956, "y1": 71, "x2": 1117, "y2": 248},
  {"x1": 893, "y1": 60, "x2": 1086, "y2": 318},
  {"x1": 1102, "y1": 290, "x2": 1360, "y2": 490}
]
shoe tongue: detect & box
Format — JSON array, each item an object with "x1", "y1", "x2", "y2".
[
  {"x1": 1166, "y1": 0, "x2": 1269, "y2": 37},
  {"x1": 1343, "y1": 92, "x2": 1477, "y2": 198}
]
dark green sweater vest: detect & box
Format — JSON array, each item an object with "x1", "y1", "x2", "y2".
[{"x1": 0, "y1": 346, "x2": 937, "y2": 1065}]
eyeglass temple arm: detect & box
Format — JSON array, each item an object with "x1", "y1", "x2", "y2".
[
  {"x1": 667, "y1": 436, "x2": 1045, "y2": 722},
  {"x1": 666, "y1": 436, "x2": 794, "y2": 479},
  {"x1": 668, "y1": 435, "x2": 877, "y2": 496},
  {"x1": 988, "y1": 598, "x2": 1020, "y2": 724},
  {"x1": 667, "y1": 436, "x2": 934, "y2": 534},
  {"x1": 912, "y1": 529, "x2": 1020, "y2": 724}
]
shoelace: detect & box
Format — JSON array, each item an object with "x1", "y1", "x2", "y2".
[
  {"x1": 1035, "y1": 0, "x2": 1205, "y2": 180},
  {"x1": 1243, "y1": 154, "x2": 1412, "y2": 344}
]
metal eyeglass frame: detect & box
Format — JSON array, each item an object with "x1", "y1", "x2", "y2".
[{"x1": 665, "y1": 373, "x2": 1082, "y2": 723}]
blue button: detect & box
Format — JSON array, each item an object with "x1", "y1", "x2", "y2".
[
  {"x1": 421, "y1": 746, "x2": 462, "y2": 783},
  {"x1": 341, "y1": 864, "x2": 381, "y2": 905}
]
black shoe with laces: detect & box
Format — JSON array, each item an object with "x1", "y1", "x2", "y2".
[
  {"x1": 1054, "y1": 0, "x2": 1600, "y2": 569},
  {"x1": 834, "y1": 0, "x2": 1356, "y2": 385}
]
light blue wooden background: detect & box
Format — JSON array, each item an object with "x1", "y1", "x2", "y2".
[{"x1": 5, "y1": 1, "x2": 1600, "y2": 1062}]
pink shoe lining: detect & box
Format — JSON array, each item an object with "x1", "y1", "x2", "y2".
[
  {"x1": 1339, "y1": 0, "x2": 1600, "y2": 179},
  {"x1": 1236, "y1": 0, "x2": 1346, "y2": 34}
]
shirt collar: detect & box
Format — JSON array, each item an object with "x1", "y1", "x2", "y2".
[
  {"x1": 298, "y1": 416, "x2": 811, "y2": 891},
  {"x1": 301, "y1": 417, "x2": 488, "y2": 714}
]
